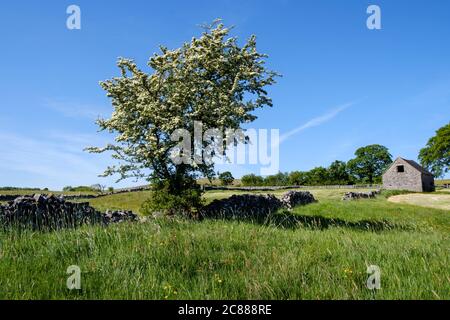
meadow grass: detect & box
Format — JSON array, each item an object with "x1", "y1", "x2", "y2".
[
  {"x1": 0, "y1": 189, "x2": 448, "y2": 299},
  {"x1": 388, "y1": 193, "x2": 450, "y2": 211},
  {"x1": 85, "y1": 191, "x2": 153, "y2": 214},
  {"x1": 436, "y1": 179, "x2": 450, "y2": 186}
]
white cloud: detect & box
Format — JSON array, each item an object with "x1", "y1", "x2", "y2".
[
  {"x1": 0, "y1": 131, "x2": 146, "y2": 190},
  {"x1": 0, "y1": 133, "x2": 101, "y2": 180},
  {"x1": 279, "y1": 101, "x2": 355, "y2": 144},
  {"x1": 43, "y1": 99, "x2": 110, "y2": 120}
]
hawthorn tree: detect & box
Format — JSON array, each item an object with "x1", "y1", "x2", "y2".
[
  {"x1": 87, "y1": 21, "x2": 279, "y2": 215},
  {"x1": 419, "y1": 123, "x2": 450, "y2": 178},
  {"x1": 347, "y1": 144, "x2": 392, "y2": 184}
]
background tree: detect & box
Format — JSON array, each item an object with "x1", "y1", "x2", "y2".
[
  {"x1": 307, "y1": 167, "x2": 329, "y2": 185},
  {"x1": 241, "y1": 174, "x2": 264, "y2": 186},
  {"x1": 419, "y1": 123, "x2": 450, "y2": 178},
  {"x1": 218, "y1": 171, "x2": 234, "y2": 186},
  {"x1": 90, "y1": 184, "x2": 106, "y2": 193},
  {"x1": 264, "y1": 172, "x2": 289, "y2": 186},
  {"x1": 288, "y1": 171, "x2": 308, "y2": 185},
  {"x1": 347, "y1": 144, "x2": 392, "y2": 184},
  {"x1": 87, "y1": 21, "x2": 279, "y2": 215},
  {"x1": 327, "y1": 160, "x2": 351, "y2": 185}
]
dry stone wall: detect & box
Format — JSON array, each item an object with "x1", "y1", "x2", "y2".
[
  {"x1": 0, "y1": 194, "x2": 138, "y2": 230},
  {"x1": 201, "y1": 191, "x2": 316, "y2": 219},
  {"x1": 342, "y1": 190, "x2": 380, "y2": 201},
  {"x1": 280, "y1": 191, "x2": 316, "y2": 210}
]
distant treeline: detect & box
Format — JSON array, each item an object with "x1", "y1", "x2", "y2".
[
  {"x1": 241, "y1": 161, "x2": 381, "y2": 187},
  {"x1": 63, "y1": 186, "x2": 97, "y2": 192},
  {"x1": 63, "y1": 185, "x2": 114, "y2": 193},
  {"x1": 241, "y1": 145, "x2": 394, "y2": 186},
  {"x1": 0, "y1": 187, "x2": 48, "y2": 191}
]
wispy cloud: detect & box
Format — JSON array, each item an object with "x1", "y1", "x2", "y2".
[
  {"x1": 0, "y1": 128, "x2": 149, "y2": 190},
  {"x1": 0, "y1": 132, "x2": 103, "y2": 181},
  {"x1": 0, "y1": 130, "x2": 136, "y2": 190},
  {"x1": 43, "y1": 99, "x2": 109, "y2": 120},
  {"x1": 279, "y1": 101, "x2": 356, "y2": 144}
]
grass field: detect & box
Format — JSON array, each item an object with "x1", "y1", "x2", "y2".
[
  {"x1": 436, "y1": 179, "x2": 450, "y2": 186},
  {"x1": 389, "y1": 193, "x2": 450, "y2": 211},
  {"x1": 84, "y1": 191, "x2": 153, "y2": 214},
  {"x1": 0, "y1": 188, "x2": 448, "y2": 299}
]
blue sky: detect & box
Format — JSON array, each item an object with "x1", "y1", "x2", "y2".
[{"x1": 1, "y1": 0, "x2": 449, "y2": 190}]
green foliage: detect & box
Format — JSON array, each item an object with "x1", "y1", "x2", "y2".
[
  {"x1": 288, "y1": 171, "x2": 308, "y2": 185},
  {"x1": 241, "y1": 172, "x2": 289, "y2": 186},
  {"x1": 62, "y1": 186, "x2": 98, "y2": 193},
  {"x1": 241, "y1": 162, "x2": 354, "y2": 187},
  {"x1": 263, "y1": 172, "x2": 289, "y2": 186},
  {"x1": 419, "y1": 122, "x2": 450, "y2": 178},
  {"x1": 141, "y1": 179, "x2": 203, "y2": 217},
  {"x1": 0, "y1": 187, "x2": 41, "y2": 191},
  {"x1": 218, "y1": 171, "x2": 234, "y2": 186},
  {"x1": 241, "y1": 174, "x2": 265, "y2": 186},
  {"x1": 327, "y1": 160, "x2": 352, "y2": 185},
  {"x1": 347, "y1": 144, "x2": 392, "y2": 184},
  {"x1": 307, "y1": 167, "x2": 329, "y2": 185}
]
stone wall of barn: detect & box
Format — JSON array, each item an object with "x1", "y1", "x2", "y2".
[{"x1": 382, "y1": 158, "x2": 424, "y2": 192}]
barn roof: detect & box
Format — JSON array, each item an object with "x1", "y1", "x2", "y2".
[{"x1": 397, "y1": 157, "x2": 434, "y2": 176}]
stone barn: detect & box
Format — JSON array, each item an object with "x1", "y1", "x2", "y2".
[{"x1": 382, "y1": 157, "x2": 435, "y2": 192}]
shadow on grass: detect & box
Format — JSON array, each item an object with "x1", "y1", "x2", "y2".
[
  {"x1": 203, "y1": 211, "x2": 412, "y2": 232},
  {"x1": 271, "y1": 212, "x2": 411, "y2": 231}
]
